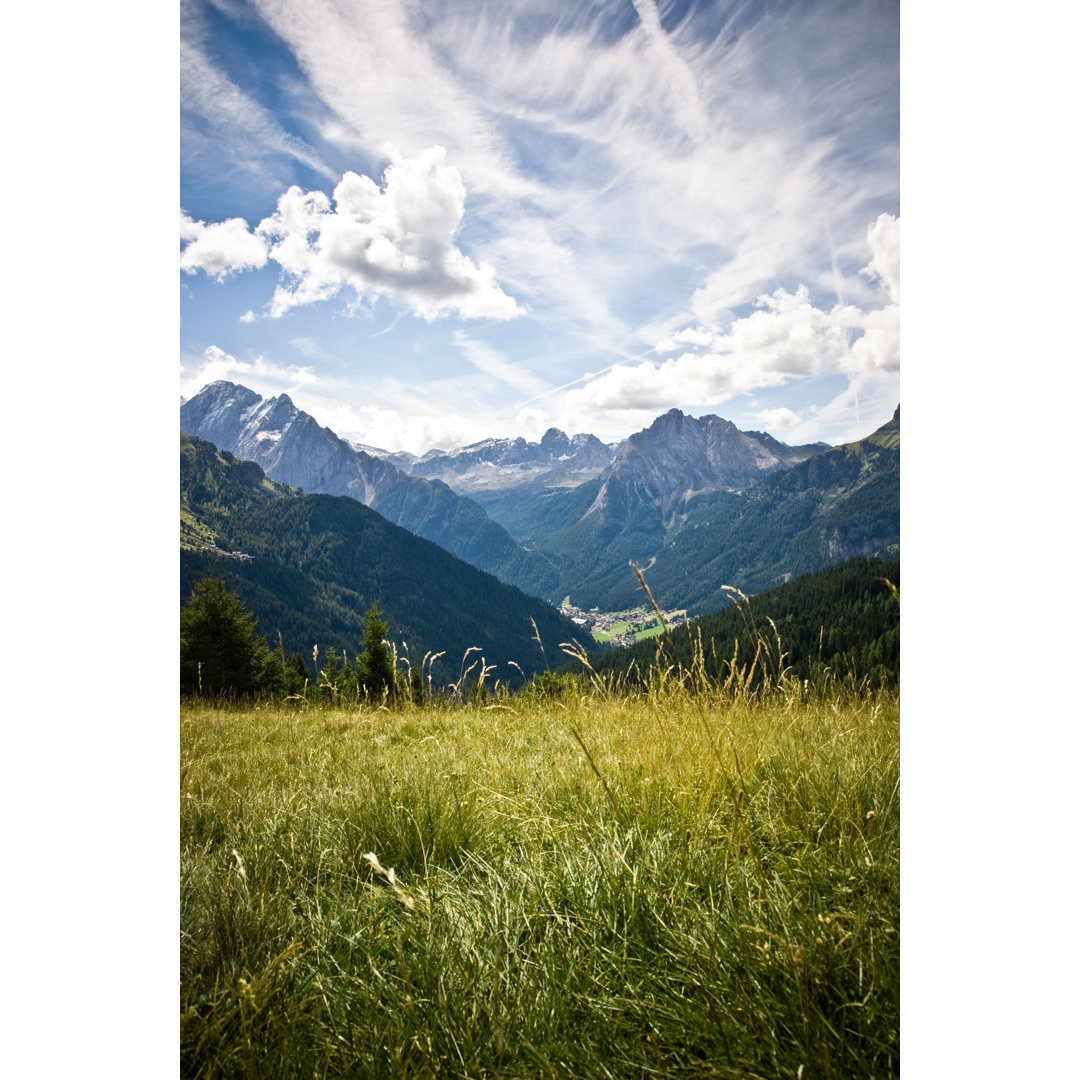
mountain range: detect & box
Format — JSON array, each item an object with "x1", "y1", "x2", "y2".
[
  {"x1": 180, "y1": 433, "x2": 592, "y2": 684},
  {"x1": 181, "y1": 382, "x2": 898, "y2": 615},
  {"x1": 180, "y1": 382, "x2": 561, "y2": 597},
  {"x1": 516, "y1": 406, "x2": 899, "y2": 614},
  {"x1": 378, "y1": 427, "x2": 616, "y2": 496}
]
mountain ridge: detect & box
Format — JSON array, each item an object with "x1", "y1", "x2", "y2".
[
  {"x1": 180, "y1": 432, "x2": 592, "y2": 684},
  {"x1": 181, "y1": 382, "x2": 896, "y2": 617},
  {"x1": 181, "y1": 382, "x2": 561, "y2": 598}
]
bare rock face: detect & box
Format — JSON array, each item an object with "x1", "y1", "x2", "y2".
[
  {"x1": 178, "y1": 381, "x2": 262, "y2": 454},
  {"x1": 181, "y1": 382, "x2": 396, "y2": 504},
  {"x1": 586, "y1": 409, "x2": 829, "y2": 524},
  {"x1": 392, "y1": 426, "x2": 616, "y2": 491}
]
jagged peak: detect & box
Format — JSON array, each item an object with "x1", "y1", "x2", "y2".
[
  {"x1": 652, "y1": 407, "x2": 686, "y2": 426},
  {"x1": 200, "y1": 379, "x2": 258, "y2": 398}
]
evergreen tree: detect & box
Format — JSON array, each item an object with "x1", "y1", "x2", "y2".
[
  {"x1": 317, "y1": 646, "x2": 345, "y2": 704},
  {"x1": 357, "y1": 601, "x2": 395, "y2": 703},
  {"x1": 180, "y1": 574, "x2": 274, "y2": 697},
  {"x1": 409, "y1": 663, "x2": 426, "y2": 705},
  {"x1": 282, "y1": 653, "x2": 310, "y2": 696}
]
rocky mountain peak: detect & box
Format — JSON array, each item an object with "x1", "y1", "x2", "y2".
[
  {"x1": 648, "y1": 408, "x2": 686, "y2": 433},
  {"x1": 253, "y1": 392, "x2": 296, "y2": 422},
  {"x1": 540, "y1": 428, "x2": 571, "y2": 456}
]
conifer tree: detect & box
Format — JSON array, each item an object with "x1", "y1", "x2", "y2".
[
  {"x1": 180, "y1": 574, "x2": 274, "y2": 696},
  {"x1": 357, "y1": 601, "x2": 395, "y2": 703}
]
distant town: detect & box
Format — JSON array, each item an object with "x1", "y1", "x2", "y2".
[{"x1": 560, "y1": 600, "x2": 688, "y2": 648}]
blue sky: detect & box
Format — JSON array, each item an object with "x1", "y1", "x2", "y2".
[{"x1": 180, "y1": 0, "x2": 900, "y2": 453}]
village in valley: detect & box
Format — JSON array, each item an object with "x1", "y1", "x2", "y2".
[{"x1": 559, "y1": 599, "x2": 688, "y2": 647}]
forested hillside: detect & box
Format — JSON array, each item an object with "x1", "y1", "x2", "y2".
[
  {"x1": 572, "y1": 556, "x2": 899, "y2": 690},
  {"x1": 543, "y1": 408, "x2": 900, "y2": 613},
  {"x1": 180, "y1": 434, "x2": 592, "y2": 685},
  {"x1": 181, "y1": 382, "x2": 562, "y2": 598}
]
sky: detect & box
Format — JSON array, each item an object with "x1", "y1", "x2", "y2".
[{"x1": 180, "y1": 0, "x2": 900, "y2": 454}]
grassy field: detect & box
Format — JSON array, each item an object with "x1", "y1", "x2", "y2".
[{"x1": 181, "y1": 675, "x2": 898, "y2": 1078}]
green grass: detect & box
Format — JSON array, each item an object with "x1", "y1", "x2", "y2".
[
  {"x1": 181, "y1": 680, "x2": 898, "y2": 1078},
  {"x1": 181, "y1": 508, "x2": 217, "y2": 551}
]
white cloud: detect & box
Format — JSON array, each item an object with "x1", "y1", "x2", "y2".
[
  {"x1": 757, "y1": 407, "x2": 801, "y2": 431},
  {"x1": 181, "y1": 32, "x2": 335, "y2": 184},
  {"x1": 180, "y1": 345, "x2": 318, "y2": 400},
  {"x1": 325, "y1": 402, "x2": 491, "y2": 457},
  {"x1": 180, "y1": 148, "x2": 520, "y2": 321},
  {"x1": 725, "y1": 286, "x2": 845, "y2": 378},
  {"x1": 863, "y1": 213, "x2": 900, "y2": 303},
  {"x1": 514, "y1": 407, "x2": 553, "y2": 441},
  {"x1": 242, "y1": 0, "x2": 896, "y2": 349},
  {"x1": 179, "y1": 213, "x2": 268, "y2": 279},
  {"x1": 629, "y1": 0, "x2": 712, "y2": 145},
  {"x1": 567, "y1": 216, "x2": 901, "y2": 413},
  {"x1": 239, "y1": 310, "x2": 256, "y2": 323},
  {"x1": 248, "y1": 0, "x2": 539, "y2": 201},
  {"x1": 844, "y1": 303, "x2": 900, "y2": 373},
  {"x1": 655, "y1": 327, "x2": 714, "y2": 353},
  {"x1": 568, "y1": 284, "x2": 848, "y2": 411}
]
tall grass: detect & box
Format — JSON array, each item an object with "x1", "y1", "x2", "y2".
[{"x1": 181, "y1": 644, "x2": 899, "y2": 1078}]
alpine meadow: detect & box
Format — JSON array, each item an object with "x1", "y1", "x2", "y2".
[{"x1": 180, "y1": 1, "x2": 901, "y2": 1076}]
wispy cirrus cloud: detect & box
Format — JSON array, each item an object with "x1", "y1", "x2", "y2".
[
  {"x1": 180, "y1": 0, "x2": 899, "y2": 450},
  {"x1": 181, "y1": 32, "x2": 335, "y2": 186},
  {"x1": 413, "y1": 0, "x2": 896, "y2": 347},
  {"x1": 452, "y1": 331, "x2": 548, "y2": 397},
  {"x1": 248, "y1": 0, "x2": 537, "y2": 201}
]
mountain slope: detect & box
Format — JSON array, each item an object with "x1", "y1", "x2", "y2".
[
  {"x1": 531, "y1": 407, "x2": 898, "y2": 613},
  {"x1": 573, "y1": 556, "x2": 900, "y2": 690},
  {"x1": 181, "y1": 382, "x2": 560, "y2": 598},
  {"x1": 586, "y1": 408, "x2": 828, "y2": 527},
  {"x1": 180, "y1": 434, "x2": 592, "y2": 685},
  {"x1": 513, "y1": 410, "x2": 831, "y2": 607},
  {"x1": 621, "y1": 407, "x2": 901, "y2": 613}
]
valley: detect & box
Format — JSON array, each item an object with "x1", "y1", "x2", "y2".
[
  {"x1": 182, "y1": 383, "x2": 899, "y2": 618},
  {"x1": 559, "y1": 599, "x2": 688, "y2": 645},
  {"x1": 179, "y1": 393, "x2": 900, "y2": 1079}
]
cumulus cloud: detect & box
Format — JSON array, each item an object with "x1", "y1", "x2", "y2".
[
  {"x1": 568, "y1": 284, "x2": 848, "y2": 411},
  {"x1": 862, "y1": 213, "x2": 900, "y2": 303},
  {"x1": 179, "y1": 213, "x2": 268, "y2": 279},
  {"x1": 844, "y1": 303, "x2": 900, "y2": 373},
  {"x1": 514, "y1": 407, "x2": 553, "y2": 441},
  {"x1": 179, "y1": 147, "x2": 520, "y2": 322},
  {"x1": 568, "y1": 215, "x2": 900, "y2": 412},
  {"x1": 757, "y1": 407, "x2": 801, "y2": 430}
]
